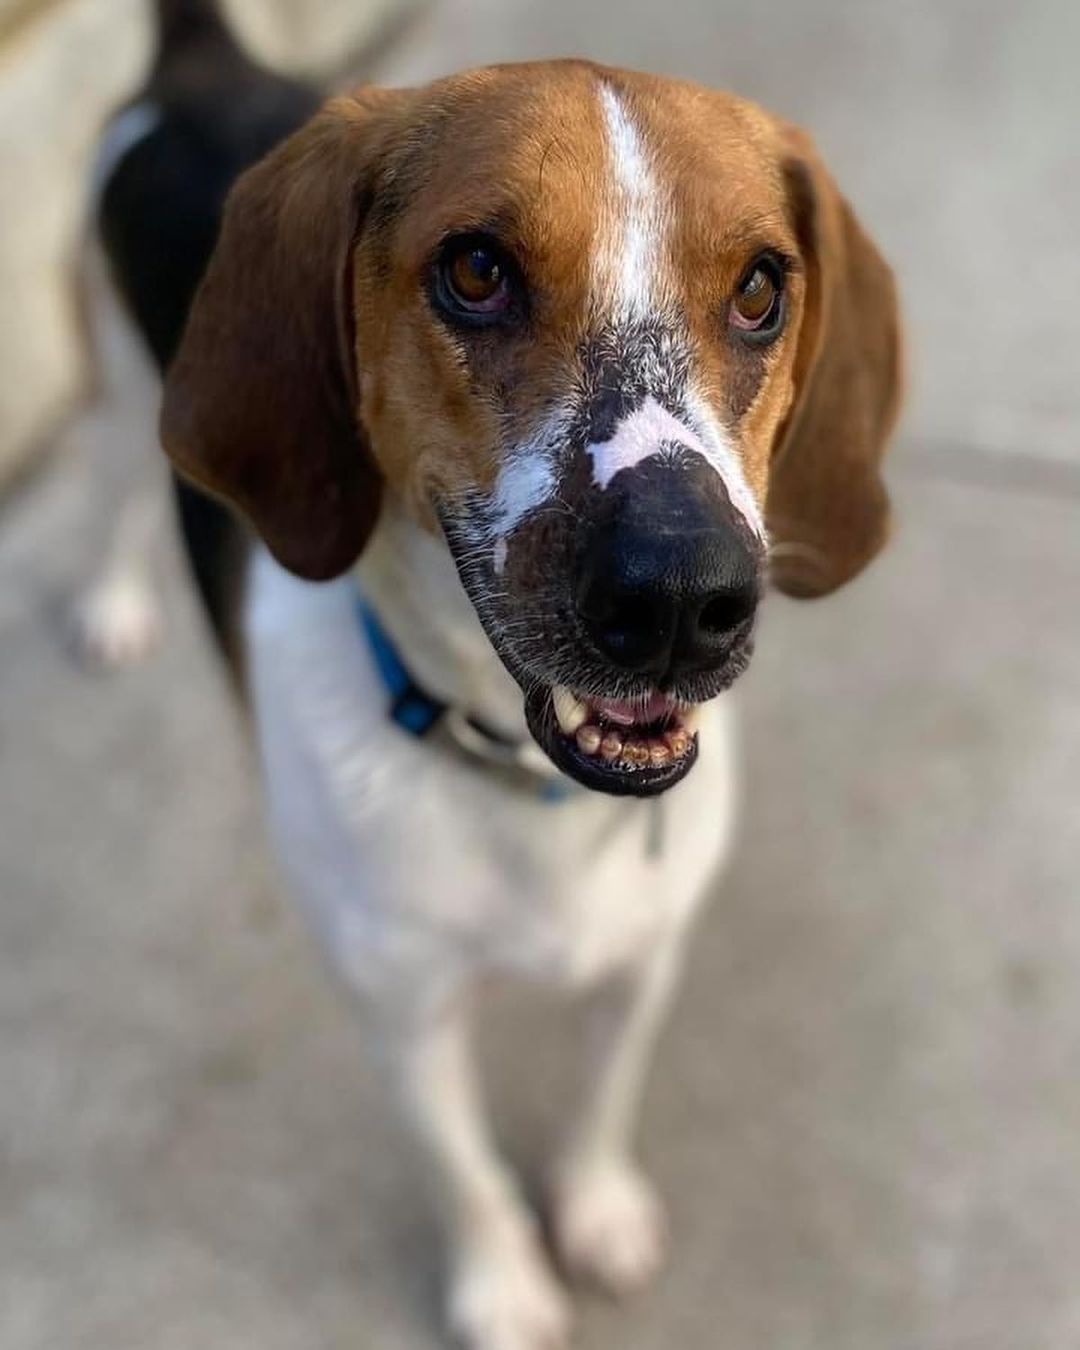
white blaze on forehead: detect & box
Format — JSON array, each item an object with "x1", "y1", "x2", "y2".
[
  {"x1": 587, "y1": 396, "x2": 765, "y2": 539},
  {"x1": 595, "y1": 83, "x2": 666, "y2": 317}
]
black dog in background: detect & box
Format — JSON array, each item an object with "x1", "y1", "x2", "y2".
[{"x1": 69, "y1": 0, "x2": 317, "y2": 665}]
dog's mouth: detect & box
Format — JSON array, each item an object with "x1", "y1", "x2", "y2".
[{"x1": 524, "y1": 684, "x2": 701, "y2": 797}]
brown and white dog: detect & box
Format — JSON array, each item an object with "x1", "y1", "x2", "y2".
[{"x1": 156, "y1": 55, "x2": 901, "y2": 1350}]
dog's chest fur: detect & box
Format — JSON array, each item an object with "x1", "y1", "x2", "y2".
[{"x1": 243, "y1": 512, "x2": 737, "y2": 1008}]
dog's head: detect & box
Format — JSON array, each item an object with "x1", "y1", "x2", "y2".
[{"x1": 162, "y1": 61, "x2": 902, "y2": 796}]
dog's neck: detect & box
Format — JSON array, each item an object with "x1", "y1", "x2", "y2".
[{"x1": 355, "y1": 496, "x2": 530, "y2": 743}]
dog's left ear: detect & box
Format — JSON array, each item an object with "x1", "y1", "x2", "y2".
[
  {"x1": 161, "y1": 91, "x2": 405, "y2": 581},
  {"x1": 766, "y1": 126, "x2": 904, "y2": 598}
]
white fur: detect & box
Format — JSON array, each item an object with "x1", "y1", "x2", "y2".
[
  {"x1": 491, "y1": 451, "x2": 557, "y2": 537},
  {"x1": 596, "y1": 84, "x2": 666, "y2": 318},
  {"x1": 64, "y1": 237, "x2": 168, "y2": 669},
  {"x1": 477, "y1": 408, "x2": 572, "y2": 572},
  {"x1": 359, "y1": 500, "x2": 530, "y2": 742},
  {"x1": 89, "y1": 103, "x2": 162, "y2": 205},
  {"x1": 71, "y1": 564, "x2": 162, "y2": 668},
  {"x1": 244, "y1": 511, "x2": 737, "y2": 1347},
  {"x1": 247, "y1": 524, "x2": 734, "y2": 999},
  {"x1": 588, "y1": 395, "x2": 765, "y2": 537},
  {"x1": 448, "y1": 1217, "x2": 571, "y2": 1350},
  {"x1": 552, "y1": 1158, "x2": 667, "y2": 1295}
]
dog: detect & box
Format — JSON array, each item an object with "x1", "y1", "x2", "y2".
[
  {"x1": 101, "y1": 10, "x2": 903, "y2": 1346},
  {"x1": 68, "y1": 0, "x2": 318, "y2": 665}
]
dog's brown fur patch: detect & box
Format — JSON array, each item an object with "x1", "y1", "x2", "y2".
[{"x1": 161, "y1": 59, "x2": 900, "y2": 595}]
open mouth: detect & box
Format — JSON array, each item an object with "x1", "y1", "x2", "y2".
[{"x1": 525, "y1": 684, "x2": 701, "y2": 797}]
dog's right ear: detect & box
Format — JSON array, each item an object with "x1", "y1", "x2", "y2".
[{"x1": 161, "y1": 92, "x2": 402, "y2": 580}]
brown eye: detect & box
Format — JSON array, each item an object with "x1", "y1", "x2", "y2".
[
  {"x1": 730, "y1": 256, "x2": 784, "y2": 338},
  {"x1": 438, "y1": 236, "x2": 515, "y2": 320}
]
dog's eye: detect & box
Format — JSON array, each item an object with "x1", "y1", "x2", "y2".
[
  {"x1": 437, "y1": 236, "x2": 516, "y2": 322},
  {"x1": 447, "y1": 247, "x2": 505, "y2": 306},
  {"x1": 730, "y1": 255, "x2": 785, "y2": 340},
  {"x1": 733, "y1": 268, "x2": 775, "y2": 324}
]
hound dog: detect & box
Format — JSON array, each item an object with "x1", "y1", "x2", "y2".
[
  {"x1": 117, "y1": 29, "x2": 904, "y2": 1349},
  {"x1": 68, "y1": 0, "x2": 318, "y2": 665}
]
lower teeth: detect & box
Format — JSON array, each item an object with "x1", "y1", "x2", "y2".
[
  {"x1": 574, "y1": 720, "x2": 693, "y2": 768},
  {"x1": 600, "y1": 731, "x2": 622, "y2": 761}
]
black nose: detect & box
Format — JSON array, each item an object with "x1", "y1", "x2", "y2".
[{"x1": 575, "y1": 513, "x2": 760, "y2": 679}]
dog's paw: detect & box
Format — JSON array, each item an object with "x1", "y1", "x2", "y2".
[
  {"x1": 69, "y1": 572, "x2": 162, "y2": 670},
  {"x1": 551, "y1": 1158, "x2": 667, "y2": 1298},
  {"x1": 448, "y1": 1225, "x2": 571, "y2": 1350}
]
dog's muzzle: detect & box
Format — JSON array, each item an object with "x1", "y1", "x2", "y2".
[{"x1": 523, "y1": 451, "x2": 764, "y2": 796}]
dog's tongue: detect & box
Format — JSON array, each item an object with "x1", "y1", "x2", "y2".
[{"x1": 592, "y1": 693, "x2": 678, "y2": 726}]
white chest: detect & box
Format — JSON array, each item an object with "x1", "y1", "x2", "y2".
[{"x1": 243, "y1": 550, "x2": 737, "y2": 1004}]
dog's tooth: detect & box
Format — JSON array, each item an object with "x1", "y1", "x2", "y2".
[
  {"x1": 552, "y1": 685, "x2": 588, "y2": 734},
  {"x1": 680, "y1": 703, "x2": 702, "y2": 732},
  {"x1": 576, "y1": 724, "x2": 602, "y2": 755},
  {"x1": 664, "y1": 728, "x2": 690, "y2": 759},
  {"x1": 600, "y1": 731, "x2": 623, "y2": 761},
  {"x1": 648, "y1": 740, "x2": 672, "y2": 767},
  {"x1": 623, "y1": 740, "x2": 649, "y2": 766}
]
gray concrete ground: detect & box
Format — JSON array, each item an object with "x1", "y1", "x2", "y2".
[{"x1": 2, "y1": 2, "x2": 1080, "y2": 1348}]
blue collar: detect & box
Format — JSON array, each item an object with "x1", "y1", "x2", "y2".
[
  {"x1": 357, "y1": 597, "x2": 445, "y2": 738},
  {"x1": 355, "y1": 594, "x2": 667, "y2": 841},
  {"x1": 355, "y1": 594, "x2": 575, "y2": 803}
]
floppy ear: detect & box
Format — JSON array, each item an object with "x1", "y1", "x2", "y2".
[
  {"x1": 766, "y1": 128, "x2": 903, "y2": 598},
  {"x1": 161, "y1": 93, "x2": 399, "y2": 580}
]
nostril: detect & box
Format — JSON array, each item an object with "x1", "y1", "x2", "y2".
[
  {"x1": 577, "y1": 581, "x2": 673, "y2": 671},
  {"x1": 698, "y1": 584, "x2": 757, "y2": 636}
]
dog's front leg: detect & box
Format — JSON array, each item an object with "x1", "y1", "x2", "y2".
[
  {"x1": 390, "y1": 995, "x2": 571, "y2": 1350},
  {"x1": 550, "y1": 934, "x2": 685, "y2": 1298},
  {"x1": 66, "y1": 241, "x2": 167, "y2": 670}
]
